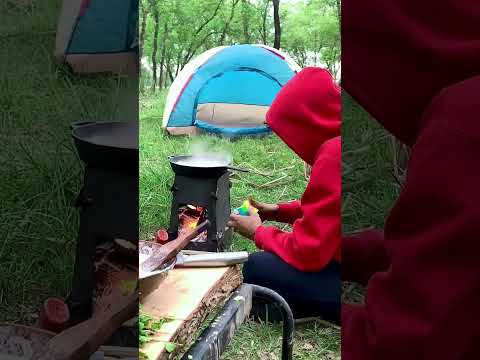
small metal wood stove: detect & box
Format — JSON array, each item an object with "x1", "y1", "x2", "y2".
[
  {"x1": 168, "y1": 172, "x2": 233, "y2": 252},
  {"x1": 68, "y1": 167, "x2": 138, "y2": 320},
  {"x1": 68, "y1": 121, "x2": 138, "y2": 347}
]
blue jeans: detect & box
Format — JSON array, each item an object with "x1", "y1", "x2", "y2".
[{"x1": 243, "y1": 251, "x2": 341, "y2": 323}]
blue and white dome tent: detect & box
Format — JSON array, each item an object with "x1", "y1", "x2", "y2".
[
  {"x1": 163, "y1": 44, "x2": 301, "y2": 138},
  {"x1": 55, "y1": 0, "x2": 138, "y2": 74}
]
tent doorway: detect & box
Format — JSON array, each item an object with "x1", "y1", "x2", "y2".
[{"x1": 194, "y1": 69, "x2": 282, "y2": 135}]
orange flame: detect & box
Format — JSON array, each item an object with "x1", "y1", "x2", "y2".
[
  {"x1": 179, "y1": 204, "x2": 203, "y2": 232},
  {"x1": 186, "y1": 218, "x2": 199, "y2": 229}
]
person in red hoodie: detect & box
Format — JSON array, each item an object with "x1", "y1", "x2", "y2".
[
  {"x1": 342, "y1": 1, "x2": 480, "y2": 359},
  {"x1": 227, "y1": 67, "x2": 342, "y2": 323}
]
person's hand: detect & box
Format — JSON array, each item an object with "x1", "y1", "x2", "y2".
[
  {"x1": 227, "y1": 207, "x2": 263, "y2": 240},
  {"x1": 249, "y1": 197, "x2": 279, "y2": 221}
]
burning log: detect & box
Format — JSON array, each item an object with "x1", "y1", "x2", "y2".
[{"x1": 178, "y1": 205, "x2": 207, "y2": 242}]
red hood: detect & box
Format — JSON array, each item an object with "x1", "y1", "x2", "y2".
[
  {"x1": 266, "y1": 67, "x2": 341, "y2": 165},
  {"x1": 343, "y1": 0, "x2": 480, "y2": 146}
]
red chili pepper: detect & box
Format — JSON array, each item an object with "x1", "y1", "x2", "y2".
[
  {"x1": 155, "y1": 229, "x2": 169, "y2": 244},
  {"x1": 38, "y1": 297, "x2": 70, "y2": 333}
]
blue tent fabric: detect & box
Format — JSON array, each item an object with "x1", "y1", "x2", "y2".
[
  {"x1": 197, "y1": 70, "x2": 281, "y2": 106},
  {"x1": 168, "y1": 45, "x2": 295, "y2": 129},
  {"x1": 67, "y1": 0, "x2": 138, "y2": 54},
  {"x1": 195, "y1": 121, "x2": 271, "y2": 137}
]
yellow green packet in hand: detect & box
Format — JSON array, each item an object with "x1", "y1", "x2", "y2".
[{"x1": 235, "y1": 200, "x2": 259, "y2": 216}]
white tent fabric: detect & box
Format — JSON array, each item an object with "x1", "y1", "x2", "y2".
[{"x1": 162, "y1": 46, "x2": 227, "y2": 127}]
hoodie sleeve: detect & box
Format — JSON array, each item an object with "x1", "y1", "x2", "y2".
[
  {"x1": 271, "y1": 200, "x2": 302, "y2": 224},
  {"x1": 254, "y1": 137, "x2": 341, "y2": 271},
  {"x1": 342, "y1": 230, "x2": 389, "y2": 285}
]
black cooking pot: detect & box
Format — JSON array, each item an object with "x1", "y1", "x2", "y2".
[
  {"x1": 169, "y1": 155, "x2": 249, "y2": 178},
  {"x1": 71, "y1": 121, "x2": 138, "y2": 173}
]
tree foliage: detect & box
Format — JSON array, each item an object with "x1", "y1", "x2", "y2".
[{"x1": 140, "y1": 0, "x2": 340, "y2": 93}]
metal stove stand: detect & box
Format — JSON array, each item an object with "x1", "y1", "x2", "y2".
[{"x1": 182, "y1": 284, "x2": 294, "y2": 360}]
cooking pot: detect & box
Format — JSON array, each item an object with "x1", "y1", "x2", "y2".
[
  {"x1": 169, "y1": 154, "x2": 248, "y2": 178},
  {"x1": 71, "y1": 121, "x2": 138, "y2": 173}
]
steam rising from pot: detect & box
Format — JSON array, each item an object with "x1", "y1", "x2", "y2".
[{"x1": 175, "y1": 139, "x2": 233, "y2": 168}]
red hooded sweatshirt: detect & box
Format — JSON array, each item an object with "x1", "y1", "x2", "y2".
[
  {"x1": 342, "y1": 1, "x2": 480, "y2": 359},
  {"x1": 253, "y1": 67, "x2": 341, "y2": 272}
]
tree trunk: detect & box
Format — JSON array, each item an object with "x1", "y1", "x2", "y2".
[
  {"x1": 272, "y1": 0, "x2": 281, "y2": 49},
  {"x1": 185, "y1": 31, "x2": 219, "y2": 65},
  {"x1": 241, "y1": 0, "x2": 251, "y2": 43},
  {"x1": 301, "y1": 49, "x2": 307, "y2": 67},
  {"x1": 168, "y1": 67, "x2": 175, "y2": 83},
  {"x1": 194, "y1": 0, "x2": 224, "y2": 36},
  {"x1": 158, "y1": 22, "x2": 168, "y2": 90},
  {"x1": 150, "y1": 7, "x2": 159, "y2": 92},
  {"x1": 220, "y1": 0, "x2": 239, "y2": 45},
  {"x1": 165, "y1": 53, "x2": 173, "y2": 87},
  {"x1": 182, "y1": 0, "x2": 224, "y2": 65},
  {"x1": 139, "y1": 3, "x2": 148, "y2": 62},
  {"x1": 175, "y1": 51, "x2": 183, "y2": 74},
  {"x1": 336, "y1": 0, "x2": 341, "y2": 22},
  {"x1": 138, "y1": 0, "x2": 148, "y2": 93},
  {"x1": 261, "y1": 0, "x2": 269, "y2": 44}
]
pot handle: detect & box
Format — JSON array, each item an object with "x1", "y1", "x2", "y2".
[
  {"x1": 227, "y1": 166, "x2": 249, "y2": 173},
  {"x1": 70, "y1": 121, "x2": 98, "y2": 130}
]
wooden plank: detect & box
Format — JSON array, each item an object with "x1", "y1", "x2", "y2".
[
  {"x1": 141, "y1": 266, "x2": 242, "y2": 359},
  {"x1": 99, "y1": 345, "x2": 138, "y2": 357},
  {"x1": 181, "y1": 285, "x2": 253, "y2": 360}
]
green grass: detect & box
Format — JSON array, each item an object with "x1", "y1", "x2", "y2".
[
  {"x1": 223, "y1": 320, "x2": 340, "y2": 360},
  {"x1": 1, "y1": 1, "x2": 135, "y2": 322},
  {"x1": 342, "y1": 92, "x2": 398, "y2": 234},
  {"x1": 341, "y1": 92, "x2": 398, "y2": 303},
  {"x1": 140, "y1": 91, "x2": 340, "y2": 359}
]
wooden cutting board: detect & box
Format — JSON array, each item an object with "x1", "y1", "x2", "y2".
[{"x1": 141, "y1": 266, "x2": 242, "y2": 359}]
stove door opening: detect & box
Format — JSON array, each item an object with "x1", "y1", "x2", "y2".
[{"x1": 178, "y1": 204, "x2": 208, "y2": 243}]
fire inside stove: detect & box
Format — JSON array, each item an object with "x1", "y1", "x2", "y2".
[{"x1": 178, "y1": 204, "x2": 208, "y2": 242}]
